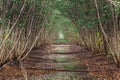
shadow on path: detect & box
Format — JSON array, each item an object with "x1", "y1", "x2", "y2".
[{"x1": 0, "y1": 43, "x2": 120, "y2": 80}]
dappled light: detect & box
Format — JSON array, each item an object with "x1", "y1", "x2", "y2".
[{"x1": 0, "y1": 0, "x2": 120, "y2": 80}]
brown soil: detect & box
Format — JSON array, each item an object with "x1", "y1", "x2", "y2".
[{"x1": 0, "y1": 43, "x2": 120, "y2": 80}]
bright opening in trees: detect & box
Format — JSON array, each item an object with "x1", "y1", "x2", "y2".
[{"x1": 0, "y1": 0, "x2": 120, "y2": 79}]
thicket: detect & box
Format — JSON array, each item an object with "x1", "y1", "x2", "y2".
[
  {"x1": 0, "y1": 0, "x2": 51, "y2": 66},
  {"x1": 0, "y1": 0, "x2": 120, "y2": 68},
  {"x1": 55, "y1": 0, "x2": 120, "y2": 67}
]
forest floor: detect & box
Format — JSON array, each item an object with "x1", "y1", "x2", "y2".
[{"x1": 0, "y1": 43, "x2": 120, "y2": 80}]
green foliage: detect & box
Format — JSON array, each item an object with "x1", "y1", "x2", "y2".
[
  {"x1": 0, "y1": 18, "x2": 4, "y2": 24},
  {"x1": 47, "y1": 8, "x2": 77, "y2": 40},
  {"x1": 54, "y1": 0, "x2": 116, "y2": 28},
  {"x1": 12, "y1": 0, "x2": 21, "y2": 3},
  {"x1": 55, "y1": 39, "x2": 70, "y2": 43},
  {"x1": 3, "y1": 27, "x2": 9, "y2": 38},
  {"x1": 0, "y1": 0, "x2": 51, "y2": 29},
  {"x1": 4, "y1": 39, "x2": 13, "y2": 46},
  {"x1": 96, "y1": 31, "x2": 103, "y2": 46}
]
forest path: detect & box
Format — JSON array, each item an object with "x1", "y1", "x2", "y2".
[{"x1": 0, "y1": 43, "x2": 120, "y2": 80}]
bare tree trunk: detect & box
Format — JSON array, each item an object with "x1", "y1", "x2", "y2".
[{"x1": 94, "y1": 0, "x2": 118, "y2": 64}]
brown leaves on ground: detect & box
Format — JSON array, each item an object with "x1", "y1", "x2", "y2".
[{"x1": 0, "y1": 44, "x2": 120, "y2": 79}]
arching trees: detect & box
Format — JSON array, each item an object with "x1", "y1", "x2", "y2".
[
  {"x1": 55, "y1": 0, "x2": 120, "y2": 67},
  {"x1": 0, "y1": 0, "x2": 51, "y2": 66}
]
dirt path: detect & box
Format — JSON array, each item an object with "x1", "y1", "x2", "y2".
[{"x1": 0, "y1": 43, "x2": 120, "y2": 80}]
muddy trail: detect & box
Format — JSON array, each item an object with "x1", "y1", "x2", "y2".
[{"x1": 0, "y1": 43, "x2": 120, "y2": 80}]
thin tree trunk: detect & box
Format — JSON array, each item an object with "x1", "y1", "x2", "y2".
[{"x1": 94, "y1": 0, "x2": 118, "y2": 64}]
